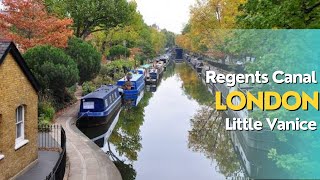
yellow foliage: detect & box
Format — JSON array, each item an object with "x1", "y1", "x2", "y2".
[{"x1": 176, "y1": 0, "x2": 246, "y2": 55}]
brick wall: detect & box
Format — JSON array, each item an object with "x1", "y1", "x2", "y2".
[{"x1": 0, "y1": 53, "x2": 38, "y2": 180}]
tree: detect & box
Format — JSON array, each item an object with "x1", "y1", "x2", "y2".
[
  {"x1": 109, "y1": 45, "x2": 131, "y2": 60},
  {"x1": 161, "y1": 29, "x2": 176, "y2": 48},
  {"x1": 51, "y1": 0, "x2": 135, "y2": 39},
  {"x1": 24, "y1": 45, "x2": 79, "y2": 104},
  {"x1": 150, "y1": 26, "x2": 166, "y2": 55},
  {"x1": 176, "y1": 0, "x2": 245, "y2": 56},
  {"x1": 237, "y1": 0, "x2": 320, "y2": 29},
  {"x1": 0, "y1": 0, "x2": 73, "y2": 51},
  {"x1": 66, "y1": 37, "x2": 101, "y2": 83}
]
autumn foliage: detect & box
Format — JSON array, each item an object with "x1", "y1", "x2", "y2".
[{"x1": 0, "y1": 0, "x2": 73, "y2": 51}]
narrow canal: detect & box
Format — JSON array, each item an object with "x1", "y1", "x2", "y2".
[{"x1": 80, "y1": 63, "x2": 244, "y2": 180}]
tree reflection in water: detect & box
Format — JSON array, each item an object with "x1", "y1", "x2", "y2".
[
  {"x1": 175, "y1": 63, "x2": 213, "y2": 106},
  {"x1": 188, "y1": 107, "x2": 243, "y2": 178},
  {"x1": 107, "y1": 63, "x2": 177, "y2": 180},
  {"x1": 109, "y1": 91, "x2": 153, "y2": 161},
  {"x1": 107, "y1": 91, "x2": 153, "y2": 180},
  {"x1": 176, "y1": 63, "x2": 243, "y2": 178}
]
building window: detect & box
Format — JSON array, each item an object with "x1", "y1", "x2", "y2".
[
  {"x1": 15, "y1": 105, "x2": 29, "y2": 150},
  {"x1": 16, "y1": 106, "x2": 24, "y2": 141}
]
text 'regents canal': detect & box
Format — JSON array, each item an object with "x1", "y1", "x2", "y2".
[{"x1": 205, "y1": 70, "x2": 319, "y2": 131}]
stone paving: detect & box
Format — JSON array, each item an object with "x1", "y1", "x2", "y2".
[
  {"x1": 16, "y1": 151, "x2": 59, "y2": 180},
  {"x1": 54, "y1": 88, "x2": 122, "y2": 180}
]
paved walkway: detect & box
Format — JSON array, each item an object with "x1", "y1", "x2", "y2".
[
  {"x1": 17, "y1": 151, "x2": 59, "y2": 180},
  {"x1": 55, "y1": 88, "x2": 122, "y2": 180}
]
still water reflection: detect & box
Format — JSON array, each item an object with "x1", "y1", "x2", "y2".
[{"x1": 81, "y1": 63, "x2": 244, "y2": 180}]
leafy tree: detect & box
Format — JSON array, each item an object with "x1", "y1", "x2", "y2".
[
  {"x1": 66, "y1": 37, "x2": 101, "y2": 83},
  {"x1": 109, "y1": 45, "x2": 131, "y2": 60},
  {"x1": 237, "y1": 0, "x2": 320, "y2": 28},
  {"x1": 176, "y1": 0, "x2": 245, "y2": 56},
  {"x1": 48, "y1": 0, "x2": 135, "y2": 39},
  {"x1": 0, "y1": 0, "x2": 73, "y2": 51},
  {"x1": 24, "y1": 45, "x2": 79, "y2": 104},
  {"x1": 89, "y1": 2, "x2": 170, "y2": 60},
  {"x1": 161, "y1": 29, "x2": 176, "y2": 48},
  {"x1": 150, "y1": 27, "x2": 166, "y2": 54}
]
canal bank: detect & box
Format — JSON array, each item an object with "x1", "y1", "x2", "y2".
[
  {"x1": 54, "y1": 95, "x2": 122, "y2": 180},
  {"x1": 80, "y1": 63, "x2": 245, "y2": 180}
]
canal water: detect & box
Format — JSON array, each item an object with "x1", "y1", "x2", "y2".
[{"x1": 80, "y1": 63, "x2": 244, "y2": 180}]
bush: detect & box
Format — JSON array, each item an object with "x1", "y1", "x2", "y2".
[
  {"x1": 66, "y1": 37, "x2": 102, "y2": 83},
  {"x1": 38, "y1": 100, "x2": 55, "y2": 126},
  {"x1": 100, "y1": 59, "x2": 135, "y2": 78},
  {"x1": 109, "y1": 45, "x2": 131, "y2": 60},
  {"x1": 24, "y1": 45, "x2": 79, "y2": 105},
  {"x1": 82, "y1": 81, "x2": 97, "y2": 95}
]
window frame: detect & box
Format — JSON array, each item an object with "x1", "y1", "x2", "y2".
[
  {"x1": 16, "y1": 105, "x2": 25, "y2": 143},
  {"x1": 15, "y1": 105, "x2": 29, "y2": 150}
]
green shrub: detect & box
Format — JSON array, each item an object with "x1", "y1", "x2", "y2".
[
  {"x1": 109, "y1": 45, "x2": 131, "y2": 60},
  {"x1": 38, "y1": 100, "x2": 55, "y2": 125},
  {"x1": 24, "y1": 45, "x2": 79, "y2": 105},
  {"x1": 66, "y1": 37, "x2": 102, "y2": 83},
  {"x1": 82, "y1": 81, "x2": 97, "y2": 95},
  {"x1": 100, "y1": 59, "x2": 134, "y2": 79}
]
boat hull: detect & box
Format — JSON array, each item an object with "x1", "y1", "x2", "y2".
[
  {"x1": 122, "y1": 88, "x2": 145, "y2": 107},
  {"x1": 77, "y1": 99, "x2": 122, "y2": 127}
]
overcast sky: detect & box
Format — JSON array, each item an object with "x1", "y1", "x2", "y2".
[{"x1": 135, "y1": 0, "x2": 195, "y2": 34}]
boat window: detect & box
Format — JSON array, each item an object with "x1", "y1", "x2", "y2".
[
  {"x1": 114, "y1": 92, "x2": 117, "y2": 98},
  {"x1": 109, "y1": 96, "x2": 112, "y2": 103},
  {"x1": 83, "y1": 101, "x2": 95, "y2": 109},
  {"x1": 105, "y1": 99, "x2": 108, "y2": 107}
]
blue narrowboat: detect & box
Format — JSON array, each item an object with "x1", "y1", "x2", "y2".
[
  {"x1": 130, "y1": 68, "x2": 147, "y2": 80},
  {"x1": 117, "y1": 74, "x2": 145, "y2": 107},
  {"x1": 146, "y1": 68, "x2": 159, "y2": 84},
  {"x1": 77, "y1": 85, "x2": 122, "y2": 127}
]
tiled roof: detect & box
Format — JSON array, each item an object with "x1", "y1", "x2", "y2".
[{"x1": 0, "y1": 41, "x2": 11, "y2": 60}]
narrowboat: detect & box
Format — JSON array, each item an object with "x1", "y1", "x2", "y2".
[
  {"x1": 146, "y1": 68, "x2": 159, "y2": 84},
  {"x1": 159, "y1": 55, "x2": 170, "y2": 70},
  {"x1": 155, "y1": 61, "x2": 165, "y2": 75},
  {"x1": 117, "y1": 73, "x2": 145, "y2": 107},
  {"x1": 196, "y1": 61, "x2": 204, "y2": 74},
  {"x1": 77, "y1": 85, "x2": 122, "y2": 127},
  {"x1": 131, "y1": 68, "x2": 147, "y2": 80}
]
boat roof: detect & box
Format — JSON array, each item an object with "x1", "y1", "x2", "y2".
[
  {"x1": 149, "y1": 69, "x2": 158, "y2": 73},
  {"x1": 140, "y1": 64, "x2": 152, "y2": 69},
  {"x1": 118, "y1": 73, "x2": 143, "y2": 82},
  {"x1": 82, "y1": 85, "x2": 118, "y2": 99}
]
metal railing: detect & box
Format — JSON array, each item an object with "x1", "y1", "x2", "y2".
[{"x1": 38, "y1": 125, "x2": 66, "y2": 180}]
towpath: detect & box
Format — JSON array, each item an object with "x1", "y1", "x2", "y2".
[{"x1": 54, "y1": 86, "x2": 122, "y2": 180}]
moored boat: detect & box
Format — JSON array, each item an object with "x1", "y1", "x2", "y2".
[
  {"x1": 77, "y1": 85, "x2": 122, "y2": 127},
  {"x1": 117, "y1": 73, "x2": 145, "y2": 107},
  {"x1": 155, "y1": 60, "x2": 165, "y2": 75},
  {"x1": 146, "y1": 68, "x2": 159, "y2": 84},
  {"x1": 159, "y1": 55, "x2": 170, "y2": 70}
]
